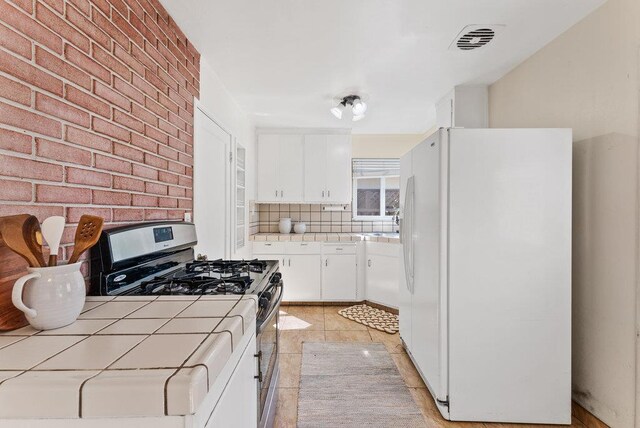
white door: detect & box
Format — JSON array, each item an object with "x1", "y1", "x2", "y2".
[
  {"x1": 323, "y1": 254, "x2": 357, "y2": 301},
  {"x1": 284, "y1": 255, "x2": 321, "y2": 301},
  {"x1": 194, "y1": 107, "x2": 231, "y2": 259},
  {"x1": 325, "y1": 135, "x2": 352, "y2": 203},
  {"x1": 410, "y1": 130, "x2": 448, "y2": 409},
  {"x1": 257, "y1": 134, "x2": 280, "y2": 201},
  {"x1": 304, "y1": 135, "x2": 327, "y2": 202},
  {"x1": 278, "y1": 135, "x2": 304, "y2": 202}
]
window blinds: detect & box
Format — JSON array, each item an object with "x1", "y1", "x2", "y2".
[{"x1": 352, "y1": 158, "x2": 400, "y2": 178}]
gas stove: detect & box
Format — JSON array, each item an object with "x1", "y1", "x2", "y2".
[
  {"x1": 89, "y1": 221, "x2": 282, "y2": 428},
  {"x1": 138, "y1": 260, "x2": 268, "y2": 296},
  {"x1": 89, "y1": 222, "x2": 278, "y2": 298}
]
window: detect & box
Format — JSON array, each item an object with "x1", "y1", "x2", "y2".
[{"x1": 352, "y1": 158, "x2": 400, "y2": 219}]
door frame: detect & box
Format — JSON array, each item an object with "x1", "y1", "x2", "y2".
[{"x1": 193, "y1": 100, "x2": 233, "y2": 259}]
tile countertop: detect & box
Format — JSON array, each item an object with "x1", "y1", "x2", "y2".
[
  {"x1": 0, "y1": 295, "x2": 257, "y2": 420},
  {"x1": 250, "y1": 232, "x2": 400, "y2": 243}
]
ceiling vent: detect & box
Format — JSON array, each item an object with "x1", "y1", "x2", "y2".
[{"x1": 449, "y1": 25, "x2": 505, "y2": 51}]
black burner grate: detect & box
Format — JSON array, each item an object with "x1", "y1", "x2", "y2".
[{"x1": 140, "y1": 274, "x2": 252, "y2": 296}]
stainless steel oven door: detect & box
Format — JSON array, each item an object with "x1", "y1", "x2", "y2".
[{"x1": 256, "y1": 279, "x2": 282, "y2": 428}]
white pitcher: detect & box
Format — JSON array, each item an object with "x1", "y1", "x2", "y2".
[
  {"x1": 12, "y1": 262, "x2": 86, "y2": 330},
  {"x1": 279, "y1": 218, "x2": 292, "y2": 234}
]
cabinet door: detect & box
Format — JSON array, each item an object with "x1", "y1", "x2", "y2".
[
  {"x1": 367, "y1": 254, "x2": 399, "y2": 308},
  {"x1": 323, "y1": 254, "x2": 357, "y2": 301},
  {"x1": 207, "y1": 334, "x2": 258, "y2": 427},
  {"x1": 304, "y1": 135, "x2": 327, "y2": 202},
  {"x1": 257, "y1": 135, "x2": 280, "y2": 201},
  {"x1": 278, "y1": 134, "x2": 304, "y2": 202},
  {"x1": 283, "y1": 255, "x2": 321, "y2": 301},
  {"x1": 325, "y1": 135, "x2": 352, "y2": 203}
]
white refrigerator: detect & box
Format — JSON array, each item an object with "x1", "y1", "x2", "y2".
[{"x1": 399, "y1": 128, "x2": 572, "y2": 424}]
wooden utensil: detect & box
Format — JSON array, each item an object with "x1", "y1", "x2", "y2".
[
  {"x1": 0, "y1": 237, "x2": 29, "y2": 330},
  {"x1": 22, "y1": 215, "x2": 46, "y2": 268},
  {"x1": 68, "y1": 215, "x2": 104, "y2": 264},
  {"x1": 0, "y1": 215, "x2": 42, "y2": 268},
  {"x1": 41, "y1": 216, "x2": 65, "y2": 267}
]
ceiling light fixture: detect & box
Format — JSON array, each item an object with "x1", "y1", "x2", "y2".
[
  {"x1": 331, "y1": 95, "x2": 368, "y2": 122},
  {"x1": 330, "y1": 105, "x2": 344, "y2": 119}
]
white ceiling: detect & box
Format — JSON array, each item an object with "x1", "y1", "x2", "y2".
[{"x1": 161, "y1": 0, "x2": 605, "y2": 134}]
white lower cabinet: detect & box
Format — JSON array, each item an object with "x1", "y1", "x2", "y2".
[
  {"x1": 207, "y1": 334, "x2": 258, "y2": 427},
  {"x1": 253, "y1": 241, "x2": 400, "y2": 306},
  {"x1": 254, "y1": 242, "x2": 356, "y2": 302},
  {"x1": 322, "y1": 244, "x2": 357, "y2": 301},
  {"x1": 365, "y1": 242, "x2": 400, "y2": 308},
  {"x1": 281, "y1": 255, "x2": 322, "y2": 301}
]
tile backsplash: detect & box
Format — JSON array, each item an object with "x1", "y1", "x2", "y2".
[{"x1": 256, "y1": 204, "x2": 396, "y2": 233}]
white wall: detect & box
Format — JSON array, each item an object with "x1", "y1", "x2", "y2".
[
  {"x1": 489, "y1": 0, "x2": 640, "y2": 425},
  {"x1": 195, "y1": 59, "x2": 256, "y2": 259},
  {"x1": 352, "y1": 131, "x2": 434, "y2": 159}
]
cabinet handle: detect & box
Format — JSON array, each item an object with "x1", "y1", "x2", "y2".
[
  {"x1": 325, "y1": 259, "x2": 328, "y2": 267},
  {"x1": 336, "y1": 247, "x2": 342, "y2": 251},
  {"x1": 281, "y1": 190, "x2": 283, "y2": 197},
  {"x1": 367, "y1": 259, "x2": 372, "y2": 267},
  {"x1": 254, "y1": 351, "x2": 262, "y2": 382},
  {"x1": 275, "y1": 190, "x2": 278, "y2": 198},
  {"x1": 328, "y1": 190, "x2": 330, "y2": 197},
  {"x1": 288, "y1": 258, "x2": 291, "y2": 267},
  {"x1": 265, "y1": 243, "x2": 272, "y2": 246},
  {"x1": 322, "y1": 190, "x2": 324, "y2": 198}
]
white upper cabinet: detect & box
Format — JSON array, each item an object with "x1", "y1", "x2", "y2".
[
  {"x1": 257, "y1": 131, "x2": 352, "y2": 203},
  {"x1": 303, "y1": 135, "x2": 326, "y2": 201},
  {"x1": 279, "y1": 135, "x2": 304, "y2": 201},
  {"x1": 257, "y1": 134, "x2": 304, "y2": 202},
  {"x1": 435, "y1": 85, "x2": 488, "y2": 129},
  {"x1": 303, "y1": 134, "x2": 352, "y2": 203}
]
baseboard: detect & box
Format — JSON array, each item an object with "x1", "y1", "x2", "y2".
[
  {"x1": 281, "y1": 300, "x2": 399, "y2": 315},
  {"x1": 281, "y1": 301, "x2": 361, "y2": 306},
  {"x1": 363, "y1": 300, "x2": 399, "y2": 315},
  {"x1": 572, "y1": 401, "x2": 609, "y2": 428}
]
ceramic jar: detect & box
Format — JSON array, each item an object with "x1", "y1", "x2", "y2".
[
  {"x1": 293, "y1": 222, "x2": 307, "y2": 234},
  {"x1": 12, "y1": 262, "x2": 86, "y2": 330},
  {"x1": 278, "y1": 218, "x2": 292, "y2": 234}
]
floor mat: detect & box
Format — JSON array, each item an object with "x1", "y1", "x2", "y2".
[
  {"x1": 338, "y1": 304, "x2": 399, "y2": 334},
  {"x1": 298, "y1": 342, "x2": 426, "y2": 427}
]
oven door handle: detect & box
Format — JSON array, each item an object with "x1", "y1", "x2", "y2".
[
  {"x1": 254, "y1": 350, "x2": 263, "y2": 382},
  {"x1": 257, "y1": 281, "x2": 283, "y2": 333}
]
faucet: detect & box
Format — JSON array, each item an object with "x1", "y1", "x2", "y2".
[{"x1": 392, "y1": 210, "x2": 400, "y2": 233}]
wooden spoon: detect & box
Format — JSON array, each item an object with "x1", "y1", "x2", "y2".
[
  {"x1": 0, "y1": 215, "x2": 42, "y2": 268},
  {"x1": 68, "y1": 215, "x2": 104, "y2": 264},
  {"x1": 22, "y1": 215, "x2": 46, "y2": 268}
]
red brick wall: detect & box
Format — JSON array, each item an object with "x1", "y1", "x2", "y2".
[{"x1": 0, "y1": 0, "x2": 200, "y2": 270}]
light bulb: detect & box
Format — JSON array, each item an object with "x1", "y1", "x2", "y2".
[
  {"x1": 330, "y1": 105, "x2": 343, "y2": 119},
  {"x1": 352, "y1": 100, "x2": 367, "y2": 116}
]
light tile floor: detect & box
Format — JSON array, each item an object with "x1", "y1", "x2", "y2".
[{"x1": 274, "y1": 305, "x2": 587, "y2": 428}]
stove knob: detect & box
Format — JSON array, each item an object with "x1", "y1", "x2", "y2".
[
  {"x1": 262, "y1": 291, "x2": 272, "y2": 301},
  {"x1": 259, "y1": 296, "x2": 270, "y2": 309},
  {"x1": 270, "y1": 272, "x2": 282, "y2": 283}
]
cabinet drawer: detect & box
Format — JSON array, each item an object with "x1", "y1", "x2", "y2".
[
  {"x1": 285, "y1": 242, "x2": 321, "y2": 254},
  {"x1": 253, "y1": 242, "x2": 285, "y2": 254},
  {"x1": 323, "y1": 243, "x2": 356, "y2": 255}
]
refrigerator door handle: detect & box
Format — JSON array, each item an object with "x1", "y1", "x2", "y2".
[{"x1": 402, "y1": 176, "x2": 415, "y2": 294}]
